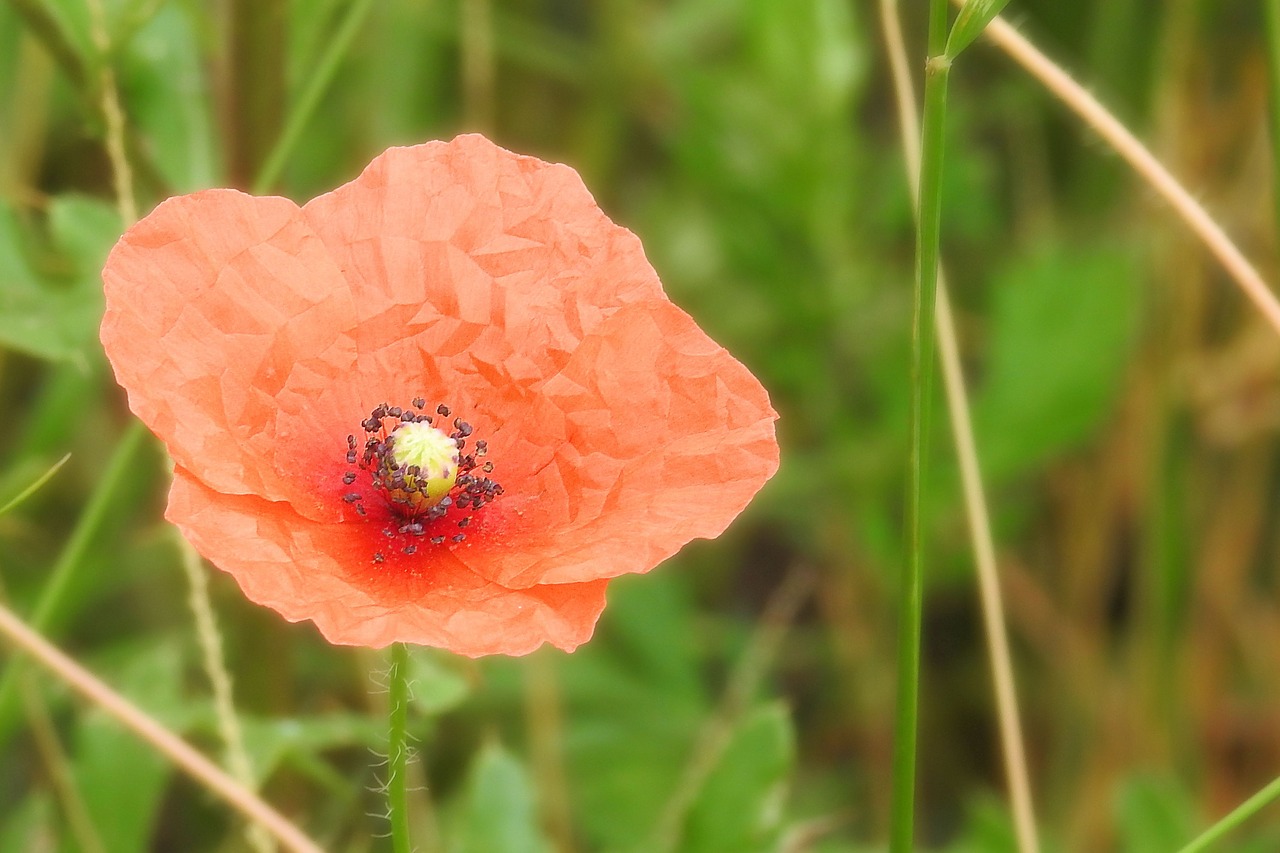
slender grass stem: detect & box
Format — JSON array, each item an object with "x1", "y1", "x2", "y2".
[
  {"x1": 1265, "y1": 0, "x2": 1280, "y2": 242},
  {"x1": 179, "y1": 536, "x2": 274, "y2": 853},
  {"x1": 1175, "y1": 775, "x2": 1280, "y2": 853},
  {"x1": 0, "y1": 420, "x2": 148, "y2": 733},
  {"x1": 889, "y1": 0, "x2": 950, "y2": 846},
  {"x1": 388, "y1": 642, "x2": 412, "y2": 853},
  {"x1": 252, "y1": 0, "x2": 376, "y2": 194},
  {"x1": 0, "y1": 453, "x2": 71, "y2": 516},
  {"x1": 86, "y1": 0, "x2": 137, "y2": 224},
  {"x1": 878, "y1": 2, "x2": 1040, "y2": 850}
]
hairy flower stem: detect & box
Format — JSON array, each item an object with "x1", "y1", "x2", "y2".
[
  {"x1": 388, "y1": 643, "x2": 412, "y2": 853},
  {"x1": 890, "y1": 0, "x2": 949, "y2": 849}
]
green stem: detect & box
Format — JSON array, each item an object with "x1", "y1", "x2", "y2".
[
  {"x1": 0, "y1": 419, "x2": 148, "y2": 738},
  {"x1": 888, "y1": 1, "x2": 950, "y2": 849},
  {"x1": 1176, "y1": 775, "x2": 1280, "y2": 853},
  {"x1": 388, "y1": 642, "x2": 412, "y2": 853},
  {"x1": 251, "y1": 0, "x2": 376, "y2": 194},
  {"x1": 1264, "y1": 0, "x2": 1280, "y2": 242}
]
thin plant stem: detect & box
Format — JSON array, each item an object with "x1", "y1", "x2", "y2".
[
  {"x1": 1175, "y1": 774, "x2": 1280, "y2": 853},
  {"x1": 890, "y1": 0, "x2": 949, "y2": 849},
  {"x1": 1264, "y1": 0, "x2": 1280, "y2": 241},
  {"x1": 0, "y1": 453, "x2": 71, "y2": 516},
  {"x1": 0, "y1": 420, "x2": 147, "y2": 731},
  {"x1": 878, "y1": 2, "x2": 1040, "y2": 851},
  {"x1": 179, "y1": 536, "x2": 275, "y2": 853},
  {"x1": 252, "y1": 0, "x2": 376, "y2": 194},
  {"x1": 0, "y1": 600, "x2": 324, "y2": 853},
  {"x1": 388, "y1": 642, "x2": 412, "y2": 853},
  {"x1": 86, "y1": 0, "x2": 138, "y2": 224},
  {"x1": 973, "y1": 11, "x2": 1280, "y2": 338}
]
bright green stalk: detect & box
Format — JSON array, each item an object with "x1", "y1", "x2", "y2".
[
  {"x1": 1265, "y1": 0, "x2": 1280, "y2": 242},
  {"x1": 387, "y1": 642, "x2": 412, "y2": 853},
  {"x1": 1176, "y1": 774, "x2": 1280, "y2": 853},
  {"x1": 888, "y1": 0, "x2": 950, "y2": 849},
  {"x1": 251, "y1": 0, "x2": 376, "y2": 194},
  {"x1": 0, "y1": 420, "x2": 148, "y2": 736}
]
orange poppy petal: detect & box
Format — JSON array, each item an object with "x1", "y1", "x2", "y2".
[
  {"x1": 101, "y1": 190, "x2": 361, "y2": 522},
  {"x1": 299, "y1": 135, "x2": 664, "y2": 388},
  {"x1": 102, "y1": 135, "x2": 778, "y2": 654},
  {"x1": 454, "y1": 299, "x2": 779, "y2": 588},
  {"x1": 167, "y1": 470, "x2": 608, "y2": 655}
]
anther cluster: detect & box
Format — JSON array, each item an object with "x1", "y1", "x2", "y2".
[{"x1": 340, "y1": 398, "x2": 503, "y2": 562}]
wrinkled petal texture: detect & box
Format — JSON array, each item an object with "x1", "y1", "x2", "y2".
[{"x1": 101, "y1": 134, "x2": 778, "y2": 655}]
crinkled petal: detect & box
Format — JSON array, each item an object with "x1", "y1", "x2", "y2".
[
  {"x1": 168, "y1": 470, "x2": 608, "y2": 656},
  {"x1": 101, "y1": 135, "x2": 778, "y2": 655},
  {"x1": 299, "y1": 135, "x2": 665, "y2": 400},
  {"x1": 101, "y1": 190, "x2": 361, "y2": 521},
  {"x1": 458, "y1": 299, "x2": 779, "y2": 587}
]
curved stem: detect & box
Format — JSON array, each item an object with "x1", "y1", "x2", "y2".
[
  {"x1": 388, "y1": 642, "x2": 412, "y2": 853},
  {"x1": 976, "y1": 11, "x2": 1280, "y2": 338}
]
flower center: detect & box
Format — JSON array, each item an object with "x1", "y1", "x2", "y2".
[
  {"x1": 340, "y1": 399, "x2": 504, "y2": 562},
  {"x1": 383, "y1": 421, "x2": 459, "y2": 513}
]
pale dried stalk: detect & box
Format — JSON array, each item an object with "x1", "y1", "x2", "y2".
[
  {"x1": 878, "y1": 3, "x2": 1041, "y2": 852},
  {"x1": 979, "y1": 12, "x2": 1280, "y2": 336},
  {"x1": 0, "y1": 601, "x2": 325, "y2": 853}
]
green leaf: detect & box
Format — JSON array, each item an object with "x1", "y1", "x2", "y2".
[
  {"x1": 946, "y1": 0, "x2": 1013, "y2": 59},
  {"x1": 236, "y1": 712, "x2": 384, "y2": 786},
  {"x1": 944, "y1": 794, "x2": 1020, "y2": 853},
  {"x1": 121, "y1": 3, "x2": 218, "y2": 190},
  {"x1": 682, "y1": 703, "x2": 795, "y2": 853},
  {"x1": 548, "y1": 575, "x2": 708, "y2": 849},
  {"x1": 0, "y1": 197, "x2": 120, "y2": 365},
  {"x1": 408, "y1": 649, "x2": 471, "y2": 716},
  {"x1": 972, "y1": 242, "x2": 1141, "y2": 481},
  {"x1": 448, "y1": 742, "x2": 553, "y2": 853},
  {"x1": 73, "y1": 637, "x2": 184, "y2": 853},
  {"x1": 1115, "y1": 774, "x2": 1197, "y2": 853}
]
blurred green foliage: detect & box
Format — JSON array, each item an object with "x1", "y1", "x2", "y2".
[{"x1": 1, "y1": 0, "x2": 1278, "y2": 850}]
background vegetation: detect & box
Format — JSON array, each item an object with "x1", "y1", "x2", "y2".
[{"x1": 1, "y1": 0, "x2": 1277, "y2": 850}]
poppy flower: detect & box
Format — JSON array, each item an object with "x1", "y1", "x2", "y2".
[{"x1": 100, "y1": 134, "x2": 778, "y2": 657}]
